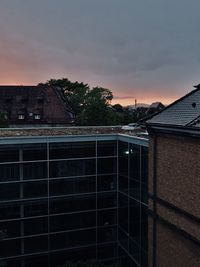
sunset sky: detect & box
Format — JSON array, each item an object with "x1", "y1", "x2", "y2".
[{"x1": 0, "y1": 0, "x2": 200, "y2": 106}]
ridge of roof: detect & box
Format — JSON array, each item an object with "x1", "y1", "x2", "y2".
[{"x1": 0, "y1": 85, "x2": 41, "y2": 87}]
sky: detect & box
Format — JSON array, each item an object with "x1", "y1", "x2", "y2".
[{"x1": 0, "y1": 0, "x2": 200, "y2": 105}]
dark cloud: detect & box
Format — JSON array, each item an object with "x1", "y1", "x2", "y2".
[{"x1": 0, "y1": 0, "x2": 200, "y2": 103}]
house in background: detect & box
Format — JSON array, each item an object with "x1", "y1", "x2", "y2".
[
  {"x1": 146, "y1": 102, "x2": 165, "y2": 115},
  {"x1": 145, "y1": 86, "x2": 200, "y2": 267},
  {"x1": 0, "y1": 86, "x2": 75, "y2": 127}
]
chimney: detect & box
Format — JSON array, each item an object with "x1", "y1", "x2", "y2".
[{"x1": 193, "y1": 84, "x2": 200, "y2": 89}]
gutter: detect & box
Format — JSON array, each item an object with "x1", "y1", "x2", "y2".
[{"x1": 144, "y1": 123, "x2": 200, "y2": 138}]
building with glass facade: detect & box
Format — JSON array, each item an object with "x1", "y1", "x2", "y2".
[{"x1": 0, "y1": 128, "x2": 148, "y2": 267}]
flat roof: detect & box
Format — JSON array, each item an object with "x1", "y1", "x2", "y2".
[{"x1": 0, "y1": 126, "x2": 148, "y2": 138}]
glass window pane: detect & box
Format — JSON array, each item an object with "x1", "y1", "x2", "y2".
[
  {"x1": 129, "y1": 199, "x2": 141, "y2": 245},
  {"x1": 24, "y1": 236, "x2": 48, "y2": 253},
  {"x1": 129, "y1": 144, "x2": 140, "y2": 181},
  {"x1": 50, "y1": 159, "x2": 96, "y2": 178},
  {"x1": 118, "y1": 247, "x2": 137, "y2": 267},
  {"x1": 97, "y1": 244, "x2": 117, "y2": 260},
  {"x1": 119, "y1": 141, "x2": 129, "y2": 176},
  {"x1": 118, "y1": 175, "x2": 128, "y2": 194},
  {"x1": 1, "y1": 259, "x2": 21, "y2": 267},
  {"x1": 129, "y1": 239, "x2": 141, "y2": 265},
  {"x1": 0, "y1": 183, "x2": 20, "y2": 201},
  {"x1": 97, "y1": 158, "x2": 117, "y2": 174},
  {"x1": 141, "y1": 182, "x2": 148, "y2": 204},
  {"x1": 23, "y1": 162, "x2": 47, "y2": 180},
  {"x1": 97, "y1": 174, "x2": 116, "y2": 191},
  {"x1": 118, "y1": 228, "x2": 128, "y2": 251},
  {"x1": 49, "y1": 142, "x2": 96, "y2": 159},
  {"x1": 97, "y1": 141, "x2": 117, "y2": 157},
  {"x1": 0, "y1": 240, "x2": 21, "y2": 257},
  {"x1": 24, "y1": 199, "x2": 48, "y2": 217},
  {"x1": 0, "y1": 220, "x2": 20, "y2": 238},
  {"x1": 22, "y1": 144, "x2": 47, "y2": 161},
  {"x1": 50, "y1": 229, "x2": 96, "y2": 250},
  {"x1": 50, "y1": 176, "x2": 96, "y2": 196},
  {"x1": 23, "y1": 181, "x2": 47, "y2": 198},
  {"x1": 0, "y1": 164, "x2": 19, "y2": 182},
  {"x1": 118, "y1": 193, "x2": 128, "y2": 232},
  {"x1": 118, "y1": 141, "x2": 128, "y2": 157},
  {"x1": 141, "y1": 205, "x2": 148, "y2": 252},
  {"x1": 50, "y1": 195, "x2": 96, "y2": 214},
  {"x1": 97, "y1": 192, "x2": 117, "y2": 209},
  {"x1": 141, "y1": 146, "x2": 148, "y2": 185},
  {"x1": 130, "y1": 179, "x2": 140, "y2": 200},
  {"x1": 24, "y1": 256, "x2": 48, "y2": 267},
  {"x1": 50, "y1": 211, "x2": 96, "y2": 232},
  {"x1": 0, "y1": 145, "x2": 19, "y2": 163},
  {"x1": 98, "y1": 209, "x2": 117, "y2": 226},
  {"x1": 24, "y1": 217, "x2": 48, "y2": 235},
  {"x1": 97, "y1": 226, "x2": 117, "y2": 243},
  {"x1": 50, "y1": 247, "x2": 96, "y2": 267},
  {"x1": 0, "y1": 204, "x2": 20, "y2": 220}
]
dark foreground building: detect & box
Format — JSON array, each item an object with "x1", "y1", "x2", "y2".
[
  {"x1": 0, "y1": 86, "x2": 74, "y2": 126},
  {"x1": 0, "y1": 127, "x2": 148, "y2": 267},
  {"x1": 145, "y1": 87, "x2": 200, "y2": 267}
]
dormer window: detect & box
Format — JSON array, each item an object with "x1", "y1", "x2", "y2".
[
  {"x1": 18, "y1": 114, "x2": 25, "y2": 120},
  {"x1": 34, "y1": 114, "x2": 41, "y2": 120},
  {"x1": 18, "y1": 109, "x2": 26, "y2": 120}
]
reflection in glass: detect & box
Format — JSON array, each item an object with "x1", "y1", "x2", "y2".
[
  {"x1": 49, "y1": 142, "x2": 96, "y2": 159},
  {"x1": 97, "y1": 141, "x2": 117, "y2": 157},
  {"x1": 50, "y1": 159, "x2": 96, "y2": 178}
]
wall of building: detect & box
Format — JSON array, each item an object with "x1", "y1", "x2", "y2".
[
  {"x1": 0, "y1": 135, "x2": 148, "y2": 267},
  {"x1": 148, "y1": 133, "x2": 200, "y2": 267}
]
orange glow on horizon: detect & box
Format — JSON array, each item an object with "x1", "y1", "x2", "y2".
[{"x1": 112, "y1": 96, "x2": 177, "y2": 106}]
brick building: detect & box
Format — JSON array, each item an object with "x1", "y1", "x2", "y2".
[
  {"x1": 145, "y1": 87, "x2": 200, "y2": 267},
  {"x1": 0, "y1": 86, "x2": 74, "y2": 126}
]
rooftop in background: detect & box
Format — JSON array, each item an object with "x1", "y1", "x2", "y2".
[
  {"x1": 146, "y1": 86, "x2": 200, "y2": 128},
  {"x1": 0, "y1": 126, "x2": 148, "y2": 139},
  {"x1": 0, "y1": 85, "x2": 74, "y2": 126}
]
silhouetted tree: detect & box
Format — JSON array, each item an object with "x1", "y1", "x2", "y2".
[{"x1": 39, "y1": 79, "x2": 122, "y2": 126}]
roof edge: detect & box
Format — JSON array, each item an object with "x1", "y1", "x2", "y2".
[
  {"x1": 146, "y1": 123, "x2": 200, "y2": 138},
  {"x1": 144, "y1": 87, "x2": 200, "y2": 123}
]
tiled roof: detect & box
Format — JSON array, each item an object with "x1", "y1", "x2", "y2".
[
  {"x1": 149, "y1": 102, "x2": 164, "y2": 109},
  {"x1": 146, "y1": 87, "x2": 200, "y2": 127}
]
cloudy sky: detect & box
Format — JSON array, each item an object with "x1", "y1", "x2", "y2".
[{"x1": 0, "y1": 0, "x2": 200, "y2": 105}]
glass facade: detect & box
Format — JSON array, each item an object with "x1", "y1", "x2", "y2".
[
  {"x1": 118, "y1": 142, "x2": 148, "y2": 267},
  {"x1": 0, "y1": 137, "x2": 148, "y2": 267}
]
